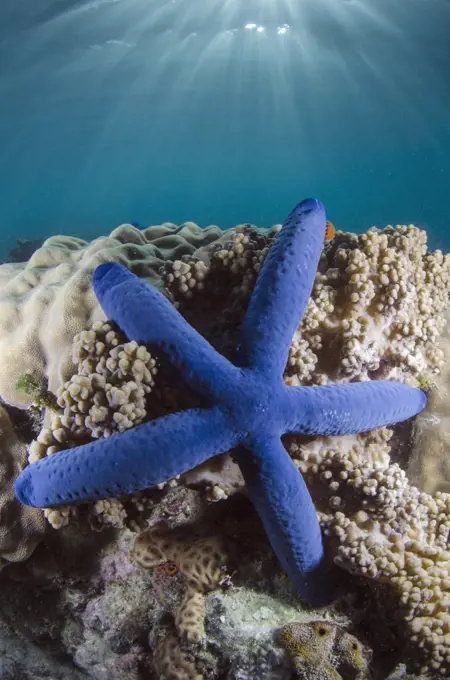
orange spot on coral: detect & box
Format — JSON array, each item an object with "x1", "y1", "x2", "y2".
[
  {"x1": 165, "y1": 561, "x2": 179, "y2": 576},
  {"x1": 155, "y1": 561, "x2": 179, "y2": 577}
]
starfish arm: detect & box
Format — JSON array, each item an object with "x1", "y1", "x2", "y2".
[
  {"x1": 284, "y1": 381, "x2": 427, "y2": 436},
  {"x1": 92, "y1": 262, "x2": 240, "y2": 401},
  {"x1": 235, "y1": 437, "x2": 338, "y2": 605},
  {"x1": 15, "y1": 407, "x2": 239, "y2": 508},
  {"x1": 236, "y1": 198, "x2": 326, "y2": 377}
]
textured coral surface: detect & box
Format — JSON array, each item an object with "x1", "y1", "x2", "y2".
[{"x1": 0, "y1": 217, "x2": 449, "y2": 679}]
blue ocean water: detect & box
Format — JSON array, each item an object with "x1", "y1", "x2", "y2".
[{"x1": 0, "y1": 0, "x2": 449, "y2": 262}]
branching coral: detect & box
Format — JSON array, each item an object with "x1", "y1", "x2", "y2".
[
  {"x1": 27, "y1": 320, "x2": 157, "y2": 529},
  {"x1": 302, "y1": 226, "x2": 449, "y2": 384},
  {"x1": 162, "y1": 223, "x2": 449, "y2": 388},
  {"x1": 288, "y1": 431, "x2": 450, "y2": 676}
]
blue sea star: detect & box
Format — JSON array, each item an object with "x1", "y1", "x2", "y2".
[{"x1": 15, "y1": 198, "x2": 427, "y2": 604}]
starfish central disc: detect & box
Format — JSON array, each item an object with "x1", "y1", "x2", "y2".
[{"x1": 221, "y1": 370, "x2": 286, "y2": 437}]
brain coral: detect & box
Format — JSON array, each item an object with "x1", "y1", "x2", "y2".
[
  {"x1": 0, "y1": 404, "x2": 45, "y2": 566},
  {"x1": 279, "y1": 620, "x2": 371, "y2": 679}
]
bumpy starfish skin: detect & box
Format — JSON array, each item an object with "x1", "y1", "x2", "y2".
[{"x1": 15, "y1": 199, "x2": 427, "y2": 604}]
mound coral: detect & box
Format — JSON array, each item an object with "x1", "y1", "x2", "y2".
[{"x1": 0, "y1": 222, "x2": 221, "y2": 408}]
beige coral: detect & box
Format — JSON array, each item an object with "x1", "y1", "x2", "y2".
[
  {"x1": 290, "y1": 225, "x2": 450, "y2": 386},
  {"x1": 288, "y1": 429, "x2": 450, "y2": 676},
  {"x1": 152, "y1": 628, "x2": 203, "y2": 680},
  {"x1": 0, "y1": 222, "x2": 221, "y2": 408},
  {"x1": 162, "y1": 222, "x2": 449, "y2": 390},
  {"x1": 134, "y1": 524, "x2": 230, "y2": 678},
  {"x1": 28, "y1": 321, "x2": 157, "y2": 530},
  {"x1": 408, "y1": 308, "x2": 450, "y2": 495},
  {"x1": 58, "y1": 321, "x2": 157, "y2": 439},
  {"x1": 0, "y1": 405, "x2": 46, "y2": 565}
]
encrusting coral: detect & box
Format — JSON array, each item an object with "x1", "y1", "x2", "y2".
[
  {"x1": 15, "y1": 199, "x2": 427, "y2": 608},
  {"x1": 133, "y1": 523, "x2": 230, "y2": 678},
  {"x1": 152, "y1": 628, "x2": 203, "y2": 680},
  {"x1": 0, "y1": 405, "x2": 45, "y2": 567}
]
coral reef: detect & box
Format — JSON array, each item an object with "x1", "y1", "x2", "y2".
[
  {"x1": 133, "y1": 523, "x2": 231, "y2": 677},
  {"x1": 0, "y1": 404, "x2": 45, "y2": 568},
  {"x1": 0, "y1": 222, "x2": 221, "y2": 407},
  {"x1": 0, "y1": 210, "x2": 449, "y2": 678},
  {"x1": 16, "y1": 201, "x2": 427, "y2": 610}
]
